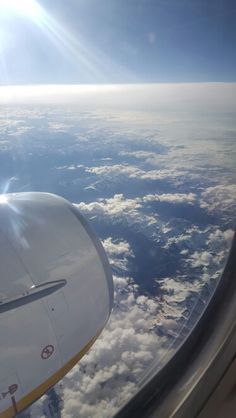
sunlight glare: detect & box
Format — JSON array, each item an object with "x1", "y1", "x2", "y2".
[
  {"x1": 0, "y1": 0, "x2": 43, "y2": 20},
  {"x1": 0, "y1": 195, "x2": 8, "y2": 205},
  {"x1": 0, "y1": 0, "x2": 129, "y2": 84}
]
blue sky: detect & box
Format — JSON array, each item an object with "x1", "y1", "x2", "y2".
[{"x1": 0, "y1": 0, "x2": 235, "y2": 85}]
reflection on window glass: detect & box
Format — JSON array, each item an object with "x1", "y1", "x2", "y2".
[{"x1": 0, "y1": 0, "x2": 235, "y2": 417}]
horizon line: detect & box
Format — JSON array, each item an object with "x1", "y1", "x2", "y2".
[{"x1": 1, "y1": 81, "x2": 236, "y2": 88}]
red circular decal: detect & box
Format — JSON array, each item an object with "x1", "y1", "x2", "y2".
[{"x1": 41, "y1": 344, "x2": 54, "y2": 360}]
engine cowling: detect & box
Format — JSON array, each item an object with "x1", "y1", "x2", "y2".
[{"x1": 0, "y1": 192, "x2": 113, "y2": 418}]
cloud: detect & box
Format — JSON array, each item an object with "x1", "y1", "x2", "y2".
[
  {"x1": 56, "y1": 164, "x2": 84, "y2": 170},
  {"x1": 143, "y1": 192, "x2": 197, "y2": 205},
  {"x1": 207, "y1": 228, "x2": 234, "y2": 251},
  {"x1": 75, "y1": 194, "x2": 158, "y2": 241},
  {"x1": 189, "y1": 251, "x2": 214, "y2": 268},
  {"x1": 159, "y1": 276, "x2": 200, "y2": 305},
  {"x1": 102, "y1": 238, "x2": 132, "y2": 258},
  {"x1": 119, "y1": 150, "x2": 158, "y2": 159},
  {"x1": 85, "y1": 164, "x2": 186, "y2": 182},
  {"x1": 102, "y1": 237, "x2": 134, "y2": 272},
  {"x1": 48, "y1": 122, "x2": 73, "y2": 132},
  {"x1": 136, "y1": 169, "x2": 186, "y2": 181},
  {"x1": 8, "y1": 126, "x2": 32, "y2": 137},
  {"x1": 85, "y1": 164, "x2": 140, "y2": 178},
  {"x1": 76, "y1": 191, "x2": 234, "y2": 252},
  {"x1": 76, "y1": 194, "x2": 141, "y2": 218},
  {"x1": 56, "y1": 275, "x2": 166, "y2": 418},
  {"x1": 200, "y1": 184, "x2": 236, "y2": 219},
  {"x1": 1, "y1": 84, "x2": 236, "y2": 115}
]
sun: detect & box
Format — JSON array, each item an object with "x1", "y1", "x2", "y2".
[
  {"x1": 0, "y1": 0, "x2": 43, "y2": 20},
  {"x1": 0, "y1": 195, "x2": 8, "y2": 205}
]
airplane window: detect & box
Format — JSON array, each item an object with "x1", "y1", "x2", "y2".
[{"x1": 0, "y1": 1, "x2": 235, "y2": 418}]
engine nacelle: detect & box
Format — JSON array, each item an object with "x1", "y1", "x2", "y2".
[{"x1": 0, "y1": 192, "x2": 113, "y2": 417}]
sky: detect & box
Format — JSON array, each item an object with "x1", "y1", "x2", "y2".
[
  {"x1": 0, "y1": 0, "x2": 235, "y2": 85},
  {"x1": 0, "y1": 2, "x2": 235, "y2": 416}
]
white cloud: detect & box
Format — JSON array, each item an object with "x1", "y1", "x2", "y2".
[
  {"x1": 159, "y1": 276, "x2": 200, "y2": 305},
  {"x1": 200, "y1": 184, "x2": 236, "y2": 217},
  {"x1": 75, "y1": 195, "x2": 158, "y2": 239},
  {"x1": 102, "y1": 237, "x2": 132, "y2": 258},
  {"x1": 86, "y1": 164, "x2": 140, "y2": 178},
  {"x1": 8, "y1": 126, "x2": 32, "y2": 136},
  {"x1": 143, "y1": 192, "x2": 197, "y2": 205},
  {"x1": 190, "y1": 251, "x2": 214, "y2": 268},
  {"x1": 207, "y1": 228, "x2": 234, "y2": 251},
  {"x1": 85, "y1": 164, "x2": 186, "y2": 182},
  {"x1": 48, "y1": 122, "x2": 73, "y2": 132},
  {"x1": 76, "y1": 194, "x2": 141, "y2": 218},
  {"x1": 56, "y1": 164, "x2": 84, "y2": 170},
  {"x1": 119, "y1": 150, "x2": 157, "y2": 159},
  {"x1": 162, "y1": 224, "x2": 230, "y2": 253},
  {"x1": 76, "y1": 192, "x2": 197, "y2": 226},
  {"x1": 102, "y1": 238, "x2": 134, "y2": 272},
  {"x1": 1, "y1": 84, "x2": 236, "y2": 115},
  {"x1": 56, "y1": 273, "x2": 165, "y2": 418},
  {"x1": 136, "y1": 168, "x2": 186, "y2": 181}
]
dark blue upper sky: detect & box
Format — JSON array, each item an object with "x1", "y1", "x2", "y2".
[{"x1": 0, "y1": 0, "x2": 235, "y2": 84}]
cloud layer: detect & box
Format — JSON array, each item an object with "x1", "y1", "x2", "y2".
[{"x1": 1, "y1": 93, "x2": 235, "y2": 418}]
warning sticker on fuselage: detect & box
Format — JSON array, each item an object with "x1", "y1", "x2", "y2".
[{"x1": 0, "y1": 374, "x2": 23, "y2": 415}]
